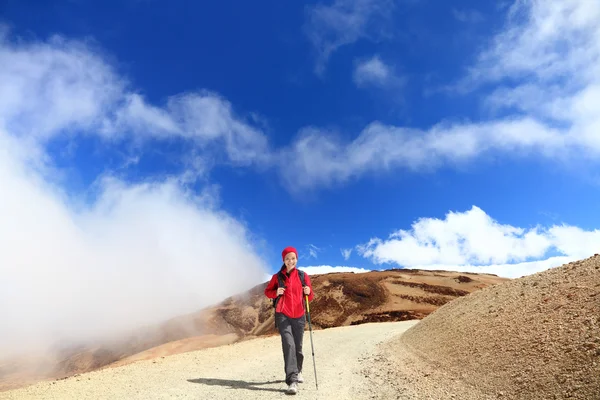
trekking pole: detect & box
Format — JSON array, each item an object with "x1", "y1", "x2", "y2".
[{"x1": 305, "y1": 295, "x2": 318, "y2": 390}]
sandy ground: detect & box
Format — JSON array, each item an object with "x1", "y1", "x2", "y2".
[
  {"x1": 0, "y1": 321, "x2": 419, "y2": 400},
  {"x1": 363, "y1": 332, "x2": 495, "y2": 400},
  {"x1": 398, "y1": 256, "x2": 600, "y2": 400}
]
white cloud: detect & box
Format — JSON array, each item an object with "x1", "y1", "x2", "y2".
[
  {"x1": 279, "y1": 118, "x2": 566, "y2": 191},
  {"x1": 467, "y1": 0, "x2": 600, "y2": 88},
  {"x1": 264, "y1": 264, "x2": 372, "y2": 279},
  {"x1": 0, "y1": 33, "x2": 124, "y2": 140},
  {"x1": 0, "y1": 126, "x2": 268, "y2": 358},
  {"x1": 353, "y1": 55, "x2": 401, "y2": 88},
  {"x1": 357, "y1": 206, "x2": 600, "y2": 278},
  {"x1": 112, "y1": 90, "x2": 270, "y2": 167},
  {"x1": 0, "y1": 30, "x2": 270, "y2": 359},
  {"x1": 7, "y1": 3, "x2": 600, "y2": 197},
  {"x1": 341, "y1": 248, "x2": 352, "y2": 260},
  {"x1": 300, "y1": 265, "x2": 372, "y2": 276},
  {"x1": 262, "y1": 272, "x2": 274, "y2": 283},
  {"x1": 304, "y1": 0, "x2": 394, "y2": 74},
  {"x1": 404, "y1": 256, "x2": 575, "y2": 279},
  {"x1": 277, "y1": 0, "x2": 600, "y2": 191},
  {"x1": 0, "y1": 29, "x2": 270, "y2": 169},
  {"x1": 465, "y1": 0, "x2": 600, "y2": 138}
]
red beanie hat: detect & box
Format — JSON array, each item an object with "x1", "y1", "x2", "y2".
[{"x1": 282, "y1": 246, "x2": 298, "y2": 261}]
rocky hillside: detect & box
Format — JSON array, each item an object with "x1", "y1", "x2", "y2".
[
  {"x1": 182, "y1": 268, "x2": 506, "y2": 337},
  {"x1": 400, "y1": 256, "x2": 600, "y2": 400},
  {"x1": 0, "y1": 268, "x2": 507, "y2": 391}
]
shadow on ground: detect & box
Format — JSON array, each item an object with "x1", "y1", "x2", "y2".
[{"x1": 188, "y1": 378, "x2": 286, "y2": 393}]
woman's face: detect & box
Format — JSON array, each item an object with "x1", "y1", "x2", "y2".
[{"x1": 284, "y1": 252, "x2": 297, "y2": 270}]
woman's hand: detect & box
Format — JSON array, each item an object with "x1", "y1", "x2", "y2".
[
  {"x1": 277, "y1": 287, "x2": 285, "y2": 296},
  {"x1": 303, "y1": 286, "x2": 310, "y2": 295}
]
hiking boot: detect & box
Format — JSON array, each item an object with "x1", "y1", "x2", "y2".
[
  {"x1": 285, "y1": 382, "x2": 298, "y2": 395},
  {"x1": 297, "y1": 372, "x2": 304, "y2": 383}
]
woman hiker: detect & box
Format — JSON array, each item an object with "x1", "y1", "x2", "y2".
[{"x1": 264, "y1": 246, "x2": 315, "y2": 395}]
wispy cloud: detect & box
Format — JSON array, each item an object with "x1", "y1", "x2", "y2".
[
  {"x1": 353, "y1": 55, "x2": 403, "y2": 88},
  {"x1": 3, "y1": 1, "x2": 600, "y2": 204},
  {"x1": 304, "y1": 0, "x2": 394, "y2": 74},
  {"x1": 0, "y1": 33, "x2": 123, "y2": 140},
  {"x1": 9, "y1": 1, "x2": 598, "y2": 197},
  {"x1": 110, "y1": 91, "x2": 271, "y2": 168},
  {"x1": 357, "y1": 206, "x2": 600, "y2": 278},
  {"x1": 341, "y1": 248, "x2": 352, "y2": 260},
  {"x1": 280, "y1": 0, "x2": 600, "y2": 192},
  {"x1": 306, "y1": 244, "x2": 321, "y2": 259},
  {"x1": 278, "y1": 118, "x2": 566, "y2": 192},
  {"x1": 0, "y1": 29, "x2": 270, "y2": 172},
  {"x1": 461, "y1": 0, "x2": 600, "y2": 115},
  {"x1": 467, "y1": 1, "x2": 600, "y2": 85}
]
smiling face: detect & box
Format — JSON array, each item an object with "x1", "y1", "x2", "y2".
[{"x1": 284, "y1": 251, "x2": 297, "y2": 270}]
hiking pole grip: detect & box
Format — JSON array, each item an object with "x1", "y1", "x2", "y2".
[{"x1": 305, "y1": 295, "x2": 318, "y2": 390}]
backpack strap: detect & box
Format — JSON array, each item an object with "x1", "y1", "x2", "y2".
[
  {"x1": 297, "y1": 269, "x2": 306, "y2": 287},
  {"x1": 277, "y1": 271, "x2": 286, "y2": 288},
  {"x1": 273, "y1": 271, "x2": 286, "y2": 309}
]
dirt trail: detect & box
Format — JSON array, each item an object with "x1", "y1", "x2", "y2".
[{"x1": 0, "y1": 321, "x2": 418, "y2": 400}]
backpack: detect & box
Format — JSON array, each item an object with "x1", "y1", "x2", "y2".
[{"x1": 272, "y1": 269, "x2": 306, "y2": 310}]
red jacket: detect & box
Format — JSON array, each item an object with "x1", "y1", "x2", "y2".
[{"x1": 265, "y1": 267, "x2": 315, "y2": 319}]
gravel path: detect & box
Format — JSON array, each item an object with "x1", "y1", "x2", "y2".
[{"x1": 1, "y1": 321, "x2": 418, "y2": 400}]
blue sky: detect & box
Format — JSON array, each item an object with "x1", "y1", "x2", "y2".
[{"x1": 2, "y1": 0, "x2": 600, "y2": 352}]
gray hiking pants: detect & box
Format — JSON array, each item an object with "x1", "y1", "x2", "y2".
[{"x1": 275, "y1": 312, "x2": 306, "y2": 385}]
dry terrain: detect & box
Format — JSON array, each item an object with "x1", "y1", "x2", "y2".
[
  {"x1": 0, "y1": 269, "x2": 506, "y2": 391},
  {"x1": 380, "y1": 255, "x2": 600, "y2": 400},
  {"x1": 0, "y1": 321, "x2": 419, "y2": 400}
]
